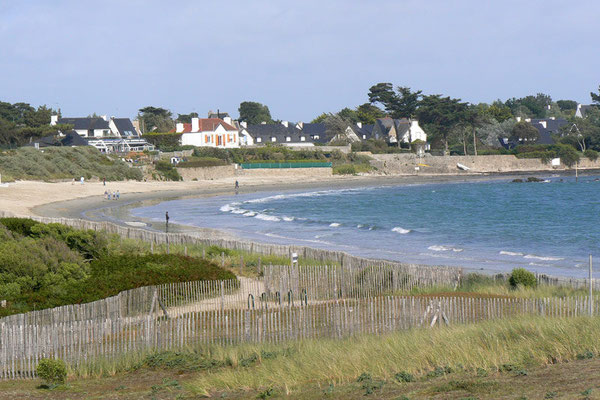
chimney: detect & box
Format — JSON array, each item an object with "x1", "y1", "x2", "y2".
[
  {"x1": 525, "y1": 118, "x2": 531, "y2": 122},
  {"x1": 297, "y1": 121, "x2": 304, "y2": 129},
  {"x1": 516, "y1": 117, "x2": 521, "y2": 122},
  {"x1": 176, "y1": 122, "x2": 184, "y2": 133},
  {"x1": 50, "y1": 115, "x2": 58, "y2": 126},
  {"x1": 240, "y1": 121, "x2": 247, "y2": 128},
  {"x1": 356, "y1": 122, "x2": 362, "y2": 128},
  {"x1": 191, "y1": 117, "x2": 200, "y2": 132},
  {"x1": 101, "y1": 115, "x2": 108, "y2": 121},
  {"x1": 261, "y1": 121, "x2": 267, "y2": 124},
  {"x1": 223, "y1": 116, "x2": 232, "y2": 125},
  {"x1": 281, "y1": 120, "x2": 289, "y2": 128},
  {"x1": 549, "y1": 116, "x2": 555, "y2": 120}
]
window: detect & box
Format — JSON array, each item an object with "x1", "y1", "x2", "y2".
[
  {"x1": 300, "y1": 136, "x2": 305, "y2": 142},
  {"x1": 271, "y1": 137, "x2": 276, "y2": 142},
  {"x1": 257, "y1": 137, "x2": 262, "y2": 143},
  {"x1": 314, "y1": 135, "x2": 319, "y2": 140},
  {"x1": 286, "y1": 137, "x2": 291, "y2": 142},
  {"x1": 363, "y1": 135, "x2": 366, "y2": 139}
]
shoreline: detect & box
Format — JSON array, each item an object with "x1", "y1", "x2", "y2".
[{"x1": 6, "y1": 169, "x2": 598, "y2": 278}]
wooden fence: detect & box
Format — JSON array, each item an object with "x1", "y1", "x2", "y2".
[{"x1": 2, "y1": 293, "x2": 599, "y2": 379}]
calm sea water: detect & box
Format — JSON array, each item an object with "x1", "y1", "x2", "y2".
[{"x1": 131, "y1": 176, "x2": 600, "y2": 278}]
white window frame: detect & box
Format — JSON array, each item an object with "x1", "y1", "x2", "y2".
[
  {"x1": 300, "y1": 136, "x2": 305, "y2": 142},
  {"x1": 257, "y1": 137, "x2": 262, "y2": 143}
]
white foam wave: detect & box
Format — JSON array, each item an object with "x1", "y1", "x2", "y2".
[
  {"x1": 220, "y1": 204, "x2": 235, "y2": 212},
  {"x1": 329, "y1": 222, "x2": 341, "y2": 227},
  {"x1": 255, "y1": 214, "x2": 281, "y2": 222},
  {"x1": 282, "y1": 216, "x2": 294, "y2": 222},
  {"x1": 231, "y1": 208, "x2": 247, "y2": 214},
  {"x1": 499, "y1": 251, "x2": 524, "y2": 256},
  {"x1": 242, "y1": 211, "x2": 256, "y2": 217},
  {"x1": 428, "y1": 245, "x2": 463, "y2": 252},
  {"x1": 524, "y1": 254, "x2": 564, "y2": 261},
  {"x1": 356, "y1": 224, "x2": 364, "y2": 228},
  {"x1": 391, "y1": 227, "x2": 411, "y2": 234}
]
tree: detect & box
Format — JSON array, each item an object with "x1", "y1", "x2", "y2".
[
  {"x1": 555, "y1": 143, "x2": 580, "y2": 167},
  {"x1": 510, "y1": 121, "x2": 540, "y2": 143},
  {"x1": 557, "y1": 100, "x2": 577, "y2": 111},
  {"x1": 238, "y1": 101, "x2": 273, "y2": 125},
  {"x1": 368, "y1": 83, "x2": 422, "y2": 118},
  {"x1": 356, "y1": 103, "x2": 385, "y2": 124},
  {"x1": 311, "y1": 113, "x2": 328, "y2": 123},
  {"x1": 476, "y1": 118, "x2": 516, "y2": 147},
  {"x1": 485, "y1": 101, "x2": 513, "y2": 122},
  {"x1": 505, "y1": 94, "x2": 551, "y2": 119},
  {"x1": 138, "y1": 106, "x2": 174, "y2": 133},
  {"x1": 176, "y1": 112, "x2": 198, "y2": 123},
  {"x1": 323, "y1": 114, "x2": 350, "y2": 143},
  {"x1": 416, "y1": 95, "x2": 469, "y2": 155},
  {"x1": 337, "y1": 108, "x2": 359, "y2": 124},
  {"x1": 591, "y1": 85, "x2": 600, "y2": 105}
]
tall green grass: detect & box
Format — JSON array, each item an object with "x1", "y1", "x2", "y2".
[{"x1": 185, "y1": 316, "x2": 600, "y2": 395}]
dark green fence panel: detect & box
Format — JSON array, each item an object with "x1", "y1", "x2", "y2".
[{"x1": 240, "y1": 162, "x2": 332, "y2": 169}]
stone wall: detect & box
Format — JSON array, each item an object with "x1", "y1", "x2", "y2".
[
  {"x1": 370, "y1": 154, "x2": 600, "y2": 175},
  {"x1": 176, "y1": 165, "x2": 236, "y2": 181}
]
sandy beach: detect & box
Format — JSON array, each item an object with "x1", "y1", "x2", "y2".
[{"x1": 0, "y1": 170, "x2": 589, "y2": 221}]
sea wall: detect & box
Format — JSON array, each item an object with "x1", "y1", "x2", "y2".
[
  {"x1": 370, "y1": 154, "x2": 600, "y2": 175},
  {"x1": 176, "y1": 165, "x2": 236, "y2": 181}
]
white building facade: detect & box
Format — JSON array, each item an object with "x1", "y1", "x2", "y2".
[{"x1": 177, "y1": 117, "x2": 239, "y2": 148}]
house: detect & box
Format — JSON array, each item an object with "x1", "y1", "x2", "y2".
[
  {"x1": 50, "y1": 115, "x2": 154, "y2": 153},
  {"x1": 529, "y1": 118, "x2": 568, "y2": 145},
  {"x1": 176, "y1": 117, "x2": 239, "y2": 148},
  {"x1": 575, "y1": 104, "x2": 597, "y2": 118},
  {"x1": 28, "y1": 131, "x2": 89, "y2": 148},
  {"x1": 241, "y1": 121, "x2": 311, "y2": 147},
  {"x1": 499, "y1": 117, "x2": 568, "y2": 149},
  {"x1": 351, "y1": 122, "x2": 375, "y2": 141},
  {"x1": 371, "y1": 117, "x2": 427, "y2": 145}
]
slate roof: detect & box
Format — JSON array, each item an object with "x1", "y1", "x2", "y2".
[
  {"x1": 58, "y1": 117, "x2": 109, "y2": 130},
  {"x1": 353, "y1": 124, "x2": 375, "y2": 139},
  {"x1": 112, "y1": 118, "x2": 138, "y2": 137},
  {"x1": 529, "y1": 118, "x2": 568, "y2": 145},
  {"x1": 27, "y1": 131, "x2": 89, "y2": 148},
  {"x1": 301, "y1": 123, "x2": 328, "y2": 143},
  {"x1": 245, "y1": 124, "x2": 308, "y2": 144}
]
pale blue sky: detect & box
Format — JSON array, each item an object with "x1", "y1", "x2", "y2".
[{"x1": 1, "y1": 0, "x2": 598, "y2": 121}]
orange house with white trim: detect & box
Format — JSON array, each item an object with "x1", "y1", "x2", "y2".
[{"x1": 176, "y1": 117, "x2": 239, "y2": 148}]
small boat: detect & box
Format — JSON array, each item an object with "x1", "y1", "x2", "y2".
[{"x1": 456, "y1": 163, "x2": 470, "y2": 171}]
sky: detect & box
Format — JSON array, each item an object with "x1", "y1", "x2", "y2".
[{"x1": 1, "y1": 0, "x2": 599, "y2": 122}]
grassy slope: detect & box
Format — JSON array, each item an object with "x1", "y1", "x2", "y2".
[
  {"x1": 2, "y1": 316, "x2": 600, "y2": 399},
  {"x1": 0, "y1": 147, "x2": 143, "y2": 181}
]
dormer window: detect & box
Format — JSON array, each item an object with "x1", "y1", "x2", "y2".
[
  {"x1": 257, "y1": 137, "x2": 262, "y2": 143},
  {"x1": 271, "y1": 137, "x2": 276, "y2": 142},
  {"x1": 314, "y1": 135, "x2": 319, "y2": 140},
  {"x1": 300, "y1": 136, "x2": 305, "y2": 142},
  {"x1": 286, "y1": 137, "x2": 291, "y2": 142},
  {"x1": 363, "y1": 135, "x2": 366, "y2": 139}
]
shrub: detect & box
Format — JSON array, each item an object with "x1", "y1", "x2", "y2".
[
  {"x1": 36, "y1": 358, "x2": 67, "y2": 385},
  {"x1": 584, "y1": 149, "x2": 599, "y2": 161},
  {"x1": 333, "y1": 164, "x2": 357, "y2": 175},
  {"x1": 509, "y1": 268, "x2": 537, "y2": 289},
  {"x1": 555, "y1": 143, "x2": 580, "y2": 167},
  {"x1": 154, "y1": 160, "x2": 182, "y2": 181}
]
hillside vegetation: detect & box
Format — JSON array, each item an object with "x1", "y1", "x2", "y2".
[
  {"x1": 0, "y1": 147, "x2": 143, "y2": 181},
  {"x1": 0, "y1": 218, "x2": 236, "y2": 316}
]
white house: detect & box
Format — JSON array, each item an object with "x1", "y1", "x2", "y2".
[{"x1": 177, "y1": 117, "x2": 239, "y2": 148}]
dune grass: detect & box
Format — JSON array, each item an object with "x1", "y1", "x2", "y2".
[{"x1": 184, "y1": 316, "x2": 600, "y2": 396}]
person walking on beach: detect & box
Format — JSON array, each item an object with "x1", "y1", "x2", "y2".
[
  {"x1": 235, "y1": 180, "x2": 239, "y2": 195},
  {"x1": 104, "y1": 190, "x2": 109, "y2": 200},
  {"x1": 116, "y1": 190, "x2": 120, "y2": 200},
  {"x1": 103, "y1": 177, "x2": 106, "y2": 186},
  {"x1": 80, "y1": 176, "x2": 85, "y2": 185}
]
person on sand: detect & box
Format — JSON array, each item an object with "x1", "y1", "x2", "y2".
[
  {"x1": 116, "y1": 190, "x2": 120, "y2": 200},
  {"x1": 104, "y1": 190, "x2": 109, "y2": 200},
  {"x1": 235, "y1": 180, "x2": 239, "y2": 194},
  {"x1": 103, "y1": 177, "x2": 106, "y2": 186},
  {"x1": 80, "y1": 176, "x2": 84, "y2": 185}
]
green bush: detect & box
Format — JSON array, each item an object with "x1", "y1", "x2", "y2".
[
  {"x1": 206, "y1": 245, "x2": 233, "y2": 257},
  {"x1": 36, "y1": 358, "x2": 67, "y2": 385},
  {"x1": 509, "y1": 268, "x2": 537, "y2": 289},
  {"x1": 154, "y1": 160, "x2": 182, "y2": 181},
  {"x1": 177, "y1": 157, "x2": 229, "y2": 168},
  {"x1": 584, "y1": 149, "x2": 599, "y2": 161}
]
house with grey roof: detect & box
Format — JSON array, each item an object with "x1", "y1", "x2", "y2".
[
  {"x1": 371, "y1": 117, "x2": 427, "y2": 145},
  {"x1": 50, "y1": 115, "x2": 154, "y2": 153},
  {"x1": 240, "y1": 121, "x2": 312, "y2": 147},
  {"x1": 575, "y1": 104, "x2": 598, "y2": 118}
]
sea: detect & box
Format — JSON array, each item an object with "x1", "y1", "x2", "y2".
[{"x1": 130, "y1": 175, "x2": 600, "y2": 278}]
